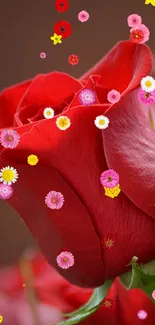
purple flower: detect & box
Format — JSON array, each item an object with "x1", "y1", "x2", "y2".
[{"x1": 78, "y1": 89, "x2": 96, "y2": 106}]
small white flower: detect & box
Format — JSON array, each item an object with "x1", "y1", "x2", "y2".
[
  {"x1": 43, "y1": 107, "x2": 55, "y2": 119},
  {"x1": 0, "y1": 166, "x2": 18, "y2": 185},
  {"x1": 141, "y1": 76, "x2": 155, "y2": 92},
  {"x1": 94, "y1": 115, "x2": 110, "y2": 130}
]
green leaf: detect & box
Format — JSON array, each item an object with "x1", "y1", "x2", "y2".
[
  {"x1": 120, "y1": 258, "x2": 155, "y2": 303},
  {"x1": 53, "y1": 280, "x2": 113, "y2": 325}
]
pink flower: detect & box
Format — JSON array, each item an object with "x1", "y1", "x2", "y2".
[
  {"x1": 78, "y1": 10, "x2": 89, "y2": 23},
  {"x1": 152, "y1": 290, "x2": 155, "y2": 300},
  {"x1": 45, "y1": 190, "x2": 64, "y2": 209},
  {"x1": 78, "y1": 89, "x2": 96, "y2": 106},
  {"x1": 0, "y1": 129, "x2": 20, "y2": 149},
  {"x1": 138, "y1": 88, "x2": 155, "y2": 104},
  {"x1": 137, "y1": 309, "x2": 148, "y2": 320},
  {"x1": 130, "y1": 24, "x2": 150, "y2": 44},
  {"x1": 0, "y1": 183, "x2": 13, "y2": 199},
  {"x1": 127, "y1": 14, "x2": 142, "y2": 28},
  {"x1": 56, "y1": 251, "x2": 74, "y2": 269},
  {"x1": 100, "y1": 169, "x2": 119, "y2": 188},
  {"x1": 40, "y1": 52, "x2": 46, "y2": 59},
  {"x1": 107, "y1": 89, "x2": 121, "y2": 104}
]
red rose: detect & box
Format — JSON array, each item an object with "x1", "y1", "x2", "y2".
[{"x1": 0, "y1": 40, "x2": 155, "y2": 288}]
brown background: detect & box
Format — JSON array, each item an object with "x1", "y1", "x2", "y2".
[{"x1": 0, "y1": 0, "x2": 155, "y2": 265}]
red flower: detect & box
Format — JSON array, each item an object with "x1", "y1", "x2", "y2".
[
  {"x1": 0, "y1": 41, "x2": 155, "y2": 288},
  {"x1": 68, "y1": 54, "x2": 79, "y2": 65},
  {"x1": 54, "y1": 20, "x2": 72, "y2": 38},
  {"x1": 55, "y1": 0, "x2": 69, "y2": 12},
  {"x1": 130, "y1": 29, "x2": 144, "y2": 43}
]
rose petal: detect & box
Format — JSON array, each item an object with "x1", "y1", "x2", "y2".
[
  {"x1": 1, "y1": 104, "x2": 155, "y2": 286},
  {"x1": 80, "y1": 40, "x2": 152, "y2": 103},
  {"x1": 102, "y1": 89, "x2": 155, "y2": 219},
  {"x1": 0, "y1": 80, "x2": 31, "y2": 128},
  {"x1": 0, "y1": 156, "x2": 104, "y2": 287},
  {"x1": 17, "y1": 72, "x2": 82, "y2": 113}
]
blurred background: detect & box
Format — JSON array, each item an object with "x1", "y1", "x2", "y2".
[{"x1": 0, "y1": 0, "x2": 155, "y2": 266}]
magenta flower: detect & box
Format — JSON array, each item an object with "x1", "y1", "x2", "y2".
[
  {"x1": 56, "y1": 251, "x2": 75, "y2": 269},
  {"x1": 45, "y1": 190, "x2": 64, "y2": 209},
  {"x1": 127, "y1": 14, "x2": 142, "y2": 28},
  {"x1": 0, "y1": 183, "x2": 13, "y2": 199},
  {"x1": 0, "y1": 129, "x2": 20, "y2": 149},
  {"x1": 138, "y1": 88, "x2": 155, "y2": 104},
  {"x1": 107, "y1": 89, "x2": 121, "y2": 104},
  {"x1": 100, "y1": 169, "x2": 119, "y2": 188},
  {"x1": 78, "y1": 10, "x2": 89, "y2": 23},
  {"x1": 78, "y1": 89, "x2": 96, "y2": 106}
]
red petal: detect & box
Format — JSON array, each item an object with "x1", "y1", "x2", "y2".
[
  {"x1": 116, "y1": 278, "x2": 155, "y2": 324},
  {"x1": 1, "y1": 104, "x2": 155, "y2": 286},
  {"x1": 80, "y1": 40, "x2": 152, "y2": 103},
  {"x1": 0, "y1": 80, "x2": 31, "y2": 128},
  {"x1": 0, "y1": 159, "x2": 104, "y2": 288},
  {"x1": 17, "y1": 72, "x2": 82, "y2": 113},
  {"x1": 102, "y1": 89, "x2": 155, "y2": 219}
]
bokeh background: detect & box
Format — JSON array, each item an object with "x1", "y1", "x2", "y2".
[{"x1": 0, "y1": 0, "x2": 155, "y2": 266}]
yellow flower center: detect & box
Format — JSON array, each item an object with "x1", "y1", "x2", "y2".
[
  {"x1": 52, "y1": 198, "x2": 57, "y2": 203},
  {"x1": 63, "y1": 257, "x2": 68, "y2": 262},
  {"x1": 46, "y1": 110, "x2": 52, "y2": 116},
  {"x1": 7, "y1": 136, "x2": 13, "y2": 141},
  {"x1": 2, "y1": 169, "x2": 15, "y2": 182},
  {"x1": 0, "y1": 315, "x2": 3, "y2": 323},
  {"x1": 145, "y1": 80, "x2": 152, "y2": 88},
  {"x1": 58, "y1": 119, "x2": 68, "y2": 127},
  {"x1": 99, "y1": 119, "x2": 105, "y2": 125}
]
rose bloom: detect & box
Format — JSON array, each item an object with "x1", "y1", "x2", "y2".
[
  {"x1": 0, "y1": 251, "x2": 154, "y2": 325},
  {"x1": 0, "y1": 40, "x2": 155, "y2": 288}
]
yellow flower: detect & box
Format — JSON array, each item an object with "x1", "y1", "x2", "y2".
[
  {"x1": 104, "y1": 184, "x2": 121, "y2": 198},
  {"x1": 145, "y1": 0, "x2": 155, "y2": 6},
  {"x1": 0, "y1": 315, "x2": 3, "y2": 323},
  {"x1": 50, "y1": 33, "x2": 62, "y2": 45},
  {"x1": 27, "y1": 154, "x2": 39, "y2": 166},
  {"x1": 56, "y1": 116, "x2": 71, "y2": 130}
]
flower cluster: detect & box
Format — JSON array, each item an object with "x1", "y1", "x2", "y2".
[
  {"x1": 138, "y1": 76, "x2": 155, "y2": 104},
  {"x1": 127, "y1": 14, "x2": 150, "y2": 44}
]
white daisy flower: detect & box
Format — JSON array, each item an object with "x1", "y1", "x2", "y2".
[
  {"x1": 43, "y1": 107, "x2": 55, "y2": 119},
  {"x1": 0, "y1": 166, "x2": 18, "y2": 185},
  {"x1": 94, "y1": 115, "x2": 110, "y2": 130},
  {"x1": 141, "y1": 76, "x2": 155, "y2": 92}
]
